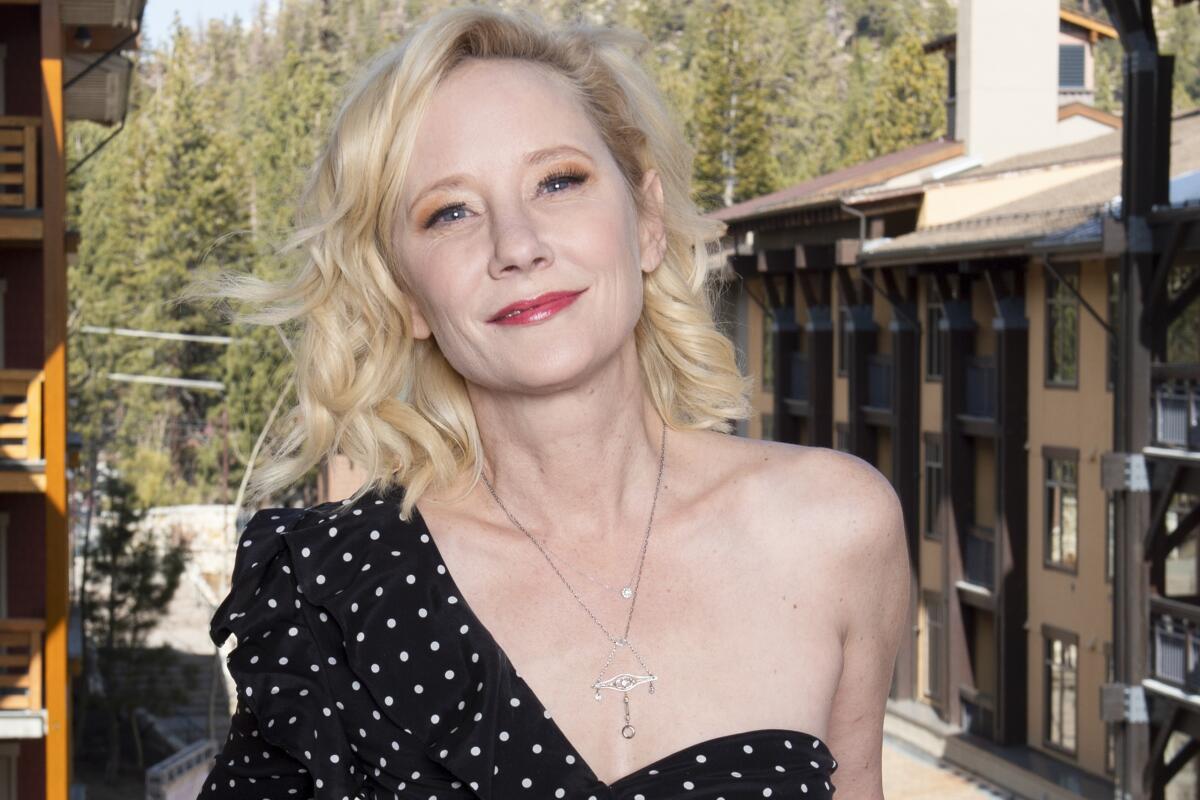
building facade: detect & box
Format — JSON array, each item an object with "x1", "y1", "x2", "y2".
[{"x1": 0, "y1": 1, "x2": 143, "y2": 798}]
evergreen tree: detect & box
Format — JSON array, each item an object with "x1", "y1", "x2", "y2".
[{"x1": 861, "y1": 29, "x2": 947, "y2": 158}]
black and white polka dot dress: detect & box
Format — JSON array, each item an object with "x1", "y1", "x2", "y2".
[{"x1": 199, "y1": 487, "x2": 839, "y2": 799}]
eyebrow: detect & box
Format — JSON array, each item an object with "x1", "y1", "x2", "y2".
[{"x1": 407, "y1": 145, "x2": 596, "y2": 216}]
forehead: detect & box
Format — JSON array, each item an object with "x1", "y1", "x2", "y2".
[{"x1": 406, "y1": 58, "x2": 606, "y2": 186}]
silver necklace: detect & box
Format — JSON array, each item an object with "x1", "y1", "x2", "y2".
[
  {"x1": 525, "y1": 524, "x2": 642, "y2": 600},
  {"x1": 480, "y1": 418, "x2": 667, "y2": 740}
]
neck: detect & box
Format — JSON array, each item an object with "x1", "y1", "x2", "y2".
[{"x1": 461, "y1": 338, "x2": 667, "y2": 547}]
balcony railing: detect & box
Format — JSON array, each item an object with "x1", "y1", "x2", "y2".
[
  {"x1": 789, "y1": 352, "x2": 809, "y2": 402},
  {"x1": 0, "y1": 618, "x2": 44, "y2": 713},
  {"x1": 0, "y1": 370, "x2": 44, "y2": 462},
  {"x1": 962, "y1": 525, "x2": 995, "y2": 591},
  {"x1": 1150, "y1": 596, "x2": 1200, "y2": 693},
  {"x1": 1152, "y1": 364, "x2": 1200, "y2": 451},
  {"x1": 0, "y1": 116, "x2": 39, "y2": 211},
  {"x1": 965, "y1": 355, "x2": 997, "y2": 419},
  {"x1": 866, "y1": 353, "x2": 892, "y2": 410}
]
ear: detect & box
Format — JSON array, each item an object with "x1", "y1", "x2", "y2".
[
  {"x1": 403, "y1": 292, "x2": 433, "y2": 340},
  {"x1": 637, "y1": 168, "x2": 667, "y2": 274}
]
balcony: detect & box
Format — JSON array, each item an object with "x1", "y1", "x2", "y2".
[
  {"x1": 962, "y1": 525, "x2": 996, "y2": 591},
  {"x1": 0, "y1": 618, "x2": 45, "y2": 738},
  {"x1": 1151, "y1": 364, "x2": 1200, "y2": 452},
  {"x1": 782, "y1": 352, "x2": 810, "y2": 418},
  {"x1": 1149, "y1": 596, "x2": 1200, "y2": 700},
  {"x1": 0, "y1": 369, "x2": 46, "y2": 493},
  {"x1": 0, "y1": 116, "x2": 41, "y2": 241}
]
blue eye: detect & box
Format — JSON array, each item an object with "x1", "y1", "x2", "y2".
[{"x1": 422, "y1": 169, "x2": 589, "y2": 229}]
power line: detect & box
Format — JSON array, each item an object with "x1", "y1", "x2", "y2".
[
  {"x1": 80, "y1": 324, "x2": 233, "y2": 345},
  {"x1": 106, "y1": 372, "x2": 225, "y2": 391}
]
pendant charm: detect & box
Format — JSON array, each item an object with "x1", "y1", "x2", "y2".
[
  {"x1": 593, "y1": 672, "x2": 657, "y2": 694},
  {"x1": 621, "y1": 724, "x2": 636, "y2": 739},
  {"x1": 621, "y1": 586, "x2": 634, "y2": 599}
]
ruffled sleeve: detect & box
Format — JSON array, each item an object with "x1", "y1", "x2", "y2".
[{"x1": 197, "y1": 507, "x2": 367, "y2": 800}]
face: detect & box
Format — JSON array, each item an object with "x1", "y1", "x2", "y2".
[{"x1": 392, "y1": 57, "x2": 665, "y2": 396}]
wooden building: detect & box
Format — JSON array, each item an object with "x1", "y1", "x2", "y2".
[
  {"x1": 709, "y1": 0, "x2": 1199, "y2": 797},
  {"x1": 0, "y1": 1, "x2": 144, "y2": 798}
]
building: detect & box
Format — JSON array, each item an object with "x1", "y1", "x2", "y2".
[
  {"x1": 709, "y1": 0, "x2": 1198, "y2": 797},
  {"x1": 0, "y1": 1, "x2": 144, "y2": 798}
]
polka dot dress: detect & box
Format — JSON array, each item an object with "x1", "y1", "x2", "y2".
[{"x1": 199, "y1": 487, "x2": 838, "y2": 799}]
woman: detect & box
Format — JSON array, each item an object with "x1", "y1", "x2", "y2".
[{"x1": 196, "y1": 6, "x2": 908, "y2": 799}]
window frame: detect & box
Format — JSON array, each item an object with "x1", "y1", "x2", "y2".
[
  {"x1": 1045, "y1": 262, "x2": 1080, "y2": 389},
  {"x1": 1043, "y1": 446, "x2": 1081, "y2": 574},
  {"x1": 1042, "y1": 624, "x2": 1080, "y2": 758}
]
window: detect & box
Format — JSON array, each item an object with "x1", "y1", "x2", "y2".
[
  {"x1": 1059, "y1": 44, "x2": 1086, "y2": 89},
  {"x1": 1104, "y1": 642, "x2": 1116, "y2": 774},
  {"x1": 926, "y1": 277, "x2": 944, "y2": 380},
  {"x1": 1045, "y1": 448, "x2": 1079, "y2": 571},
  {"x1": 762, "y1": 310, "x2": 774, "y2": 392},
  {"x1": 924, "y1": 435, "x2": 943, "y2": 540},
  {"x1": 837, "y1": 304, "x2": 848, "y2": 376},
  {"x1": 760, "y1": 413, "x2": 774, "y2": 442},
  {"x1": 1106, "y1": 493, "x2": 1115, "y2": 583},
  {"x1": 1044, "y1": 627, "x2": 1079, "y2": 755},
  {"x1": 1107, "y1": 262, "x2": 1118, "y2": 392},
  {"x1": 1046, "y1": 264, "x2": 1079, "y2": 387},
  {"x1": 923, "y1": 591, "x2": 944, "y2": 705}
]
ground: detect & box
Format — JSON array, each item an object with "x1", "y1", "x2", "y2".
[{"x1": 882, "y1": 736, "x2": 1010, "y2": 799}]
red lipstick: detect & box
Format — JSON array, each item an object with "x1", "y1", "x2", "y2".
[{"x1": 488, "y1": 289, "x2": 586, "y2": 326}]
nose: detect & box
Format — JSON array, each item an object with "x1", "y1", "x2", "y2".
[{"x1": 486, "y1": 200, "x2": 553, "y2": 279}]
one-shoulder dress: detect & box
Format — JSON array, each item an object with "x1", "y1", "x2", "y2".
[{"x1": 197, "y1": 486, "x2": 839, "y2": 799}]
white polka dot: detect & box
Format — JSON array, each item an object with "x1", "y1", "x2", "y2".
[
  {"x1": 460, "y1": 624, "x2": 469, "y2": 634},
  {"x1": 406, "y1": 574, "x2": 416, "y2": 584},
  {"x1": 499, "y1": 731, "x2": 510, "y2": 741},
  {"x1": 414, "y1": 684, "x2": 423, "y2": 693},
  {"x1": 287, "y1": 627, "x2": 298, "y2": 637},
  {"x1": 445, "y1": 669, "x2": 455, "y2": 680},
  {"x1": 388, "y1": 618, "x2": 397, "y2": 628},
  {"x1": 532, "y1": 743, "x2": 542, "y2": 753},
  {"x1": 521, "y1": 778, "x2": 532, "y2": 788},
  {"x1": 447, "y1": 595, "x2": 458, "y2": 604},
  {"x1": 316, "y1": 574, "x2": 326, "y2": 584},
  {"x1": 510, "y1": 697, "x2": 520, "y2": 707},
  {"x1": 743, "y1": 744, "x2": 754, "y2": 753},
  {"x1": 810, "y1": 760, "x2": 820, "y2": 768},
  {"x1": 418, "y1": 608, "x2": 428, "y2": 618},
  {"x1": 400, "y1": 651, "x2": 409, "y2": 661},
  {"x1": 683, "y1": 780, "x2": 694, "y2": 790},
  {"x1": 430, "y1": 641, "x2": 440, "y2": 651},
  {"x1": 342, "y1": 552, "x2": 353, "y2": 562},
  {"x1": 696, "y1": 754, "x2": 707, "y2": 763},
  {"x1": 328, "y1": 527, "x2": 338, "y2": 537},
  {"x1": 370, "y1": 529, "x2": 380, "y2": 540},
  {"x1": 565, "y1": 754, "x2": 576, "y2": 764},
  {"x1": 763, "y1": 789, "x2": 773, "y2": 797},
  {"x1": 431, "y1": 714, "x2": 440, "y2": 724},
  {"x1": 330, "y1": 754, "x2": 339, "y2": 763},
  {"x1": 470, "y1": 745, "x2": 481, "y2": 756}
]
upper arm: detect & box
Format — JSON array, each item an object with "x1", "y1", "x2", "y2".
[{"x1": 821, "y1": 453, "x2": 911, "y2": 799}]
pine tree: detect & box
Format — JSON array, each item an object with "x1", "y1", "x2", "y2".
[{"x1": 860, "y1": 29, "x2": 947, "y2": 158}]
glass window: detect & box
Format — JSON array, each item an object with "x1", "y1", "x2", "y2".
[
  {"x1": 926, "y1": 277, "x2": 944, "y2": 380},
  {"x1": 1046, "y1": 456, "x2": 1079, "y2": 571},
  {"x1": 1059, "y1": 44, "x2": 1086, "y2": 89},
  {"x1": 1045, "y1": 631, "x2": 1078, "y2": 754},
  {"x1": 1046, "y1": 265, "x2": 1080, "y2": 386},
  {"x1": 924, "y1": 436, "x2": 943, "y2": 540}
]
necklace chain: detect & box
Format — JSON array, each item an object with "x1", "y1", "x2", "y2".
[{"x1": 480, "y1": 418, "x2": 667, "y2": 739}]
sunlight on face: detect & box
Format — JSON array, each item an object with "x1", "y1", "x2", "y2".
[{"x1": 393, "y1": 57, "x2": 662, "y2": 396}]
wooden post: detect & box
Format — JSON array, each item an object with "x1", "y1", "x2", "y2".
[{"x1": 40, "y1": 1, "x2": 70, "y2": 798}]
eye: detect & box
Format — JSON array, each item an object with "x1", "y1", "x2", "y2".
[
  {"x1": 424, "y1": 202, "x2": 469, "y2": 229},
  {"x1": 539, "y1": 169, "x2": 589, "y2": 195}
]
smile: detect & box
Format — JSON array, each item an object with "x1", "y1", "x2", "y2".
[{"x1": 488, "y1": 288, "x2": 586, "y2": 326}]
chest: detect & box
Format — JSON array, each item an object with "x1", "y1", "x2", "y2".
[{"x1": 424, "y1": 508, "x2": 845, "y2": 784}]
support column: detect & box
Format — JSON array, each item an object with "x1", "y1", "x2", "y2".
[
  {"x1": 994, "y1": 289, "x2": 1029, "y2": 746},
  {"x1": 890, "y1": 281, "x2": 920, "y2": 702},
  {"x1": 939, "y1": 278, "x2": 977, "y2": 725}
]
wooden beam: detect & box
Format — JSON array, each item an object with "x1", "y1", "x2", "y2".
[{"x1": 42, "y1": 0, "x2": 71, "y2": 797}]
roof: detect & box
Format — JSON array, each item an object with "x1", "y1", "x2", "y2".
[
  {"x1": 709, "y1": 138, "x2": 964, "y2": 224},
  {"x1": 861, "y1": 109, "x2": 1200, "y2": 263},
  {"x1": 925, "y1": 9, "x2": 1117, "y2": 52}
]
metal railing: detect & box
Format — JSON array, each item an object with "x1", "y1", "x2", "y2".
[
  {"x1": 1151, "y1": 364, "x2": 1200, "y2": 450},
  {"x1": 0, "y1": 369, "x2": 43, "y2": 462},
  {"x1": 1150, "y1": 595, "x2": 1200, "y2": 693},
  {"x1": 0, "y1": 618, "x2": 44, "y2": 712},
  {"x1": 145, "y1": 739, "x2": 219, "y2": 800},
  {"x1": 866, "y1": 353, "x2": 892, "y2": 410},
  {"x1": 962, "y1": 525, "x2": 995, "y2": 590},
  {"x1": 0, "y1": 116, "x2": 39, "y2": 210}
]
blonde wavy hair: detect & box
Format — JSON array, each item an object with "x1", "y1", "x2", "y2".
[{"x1": 188, "y1": 4, "x2": 752, "y2": 521}]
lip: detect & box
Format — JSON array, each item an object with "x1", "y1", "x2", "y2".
[{"x1": 487, "y1": 289, "x2": 587, "y2": 325}]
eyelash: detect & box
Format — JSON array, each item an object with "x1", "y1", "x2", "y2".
[{"x1": 422, "y1": 169, "x2": 590, "y2": 229}]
